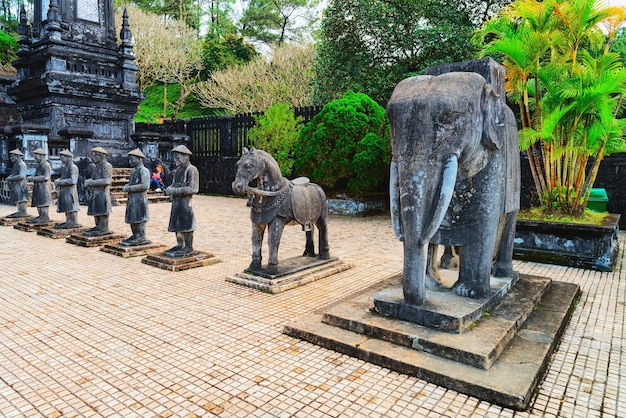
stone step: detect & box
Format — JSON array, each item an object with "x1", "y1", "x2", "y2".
[
  {"x1": 283, "y1": 275, "x2": 580, "y2": 411},
  {"x1": 108, "y1": 168, "x2": 169, "y2": 205},
  {"x1": 322, "y1": 274, "x2": 551, "y2": 370}
]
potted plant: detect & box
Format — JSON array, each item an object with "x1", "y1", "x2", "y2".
[{"x1": 474, "y1": 0, "x2": 626, "y2": 270}]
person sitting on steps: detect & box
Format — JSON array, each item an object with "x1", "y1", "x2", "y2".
[{"x1": 150, "y1": 164, "x2": 165, "y2": 191}]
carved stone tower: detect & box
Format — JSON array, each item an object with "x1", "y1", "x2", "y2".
[{"x1": 9, "y1": 0, "x2": 143, "y2": 161}]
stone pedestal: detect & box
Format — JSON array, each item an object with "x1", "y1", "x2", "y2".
[
  {"x1": 142, "y1": 251, "x2": 221, "y2": 271},
  {"x1": 14, "y1": 220, "x2": 56, "y2": 232},
  {"x1": 284, "y1": 273, "x2": 580, "y2": 410},
  {"x1": 371, "y1": 274, "x2": 519, "y2": 333},
  {"x1": 226, "y1": 256, "x2": 354, "y2": 293},
  {"x1": 66, "y1": 232, "x2": 125, "y2": 247},
  {"x1": 101, "y1": 242, "x2": 167, "y2": 258},
  {"x1": 0, "y1": 215, "x2": 32, "y2": 226},
  {"x1": 38, "y1": 225, "x2": 87, "y2": 239}
]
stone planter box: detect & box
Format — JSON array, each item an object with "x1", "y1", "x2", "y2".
[{"x1": 513, "y1": 213, "x2": 621, "y2": 272}]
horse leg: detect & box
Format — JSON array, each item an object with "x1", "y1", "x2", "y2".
[
  {"x1": 317, "y1": 216, "x2": 330, "y2": 260},
  {"x1": 266, "y1": 218, "x2": 286, "y2": 274},
  {"x1": 303, "y1": 225, "x2": 315, "y2": 257},
  {"x1": 249, "y1": 223, "x2": 265, "y2": 271}
]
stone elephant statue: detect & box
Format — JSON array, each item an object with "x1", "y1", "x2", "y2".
[{"x1": 387, "y1": 66, "x2": 520, "y2": 306}]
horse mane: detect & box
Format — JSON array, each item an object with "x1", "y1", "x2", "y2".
[
  {"x1": 248, "y1": 148, "x2": 286, "y2": 191},
  {"x1": 256, "y1": 149, "x2": 281, "y2": 173}
]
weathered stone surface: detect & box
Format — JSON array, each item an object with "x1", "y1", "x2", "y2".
[
  {"x1": 37, "y1": 225, "x2": 87, "y2": 239},
  {"x1": 324, "y1": 274, "x2": 552, "y2": 369},
  {"x1": 101, "y1": 242, "x2": 167, "y2": 258},
  {"x1": 0, "y1": 215, "x2": 32, "y2": 226},
  {"x1": 228, "y1": 256, "x2": 353, "y2": 293},
  {"x1": 514, "y1": 213, "x2": 621, "y2": 271},
  {"x1": 66, "y1": 232, "x2": 125, "y2": 247},
  {"x1": 284, "y1": 276, "x2": 580, "y2": 410},
  {"x1": 387, "y1": 58, "x2": 520, "y2": 305},
  {"x1": 232, "y1": 148, "x2": 330, "y2": 273},
  {"x1": 14, "y1": 220, "x2": 56, "y2": 232},
  {"x1": 142, "y1": 251, "x2": 221, "y2": 272},
  {"x1": 370, "y1": 274, "x2": 520, "y2": 333}
]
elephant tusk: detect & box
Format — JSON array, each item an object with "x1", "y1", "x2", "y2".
[
  {"x1": 420, "y1": 154, "x2": 458, "y2": 245},
  {"x1": 389, "y1": 160, "x2": 403, "y2": 241}
]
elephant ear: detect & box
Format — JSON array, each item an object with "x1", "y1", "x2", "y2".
[{"x1": 481, "y1": 84, "x2": 505, "y2": 151}]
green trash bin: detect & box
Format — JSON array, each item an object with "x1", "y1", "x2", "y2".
[{"x1": 586, "y1": 188, "x2": 608, "y2": 212}]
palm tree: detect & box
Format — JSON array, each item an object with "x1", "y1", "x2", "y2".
[{"x1": 474, "y1": 0, "x2": 626, "y2": 215}]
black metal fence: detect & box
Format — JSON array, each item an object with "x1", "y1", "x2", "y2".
[{"x1": 136, "y1": 105, "x2": 324, "y2": 194}]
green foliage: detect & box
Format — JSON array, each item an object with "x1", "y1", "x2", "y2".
[
  {"x1": 240, "y1": 0, "x2": 321, "y2": 46},
  {"x1": 130, "y1": 0, "x2": 204, "y2": 29},
  {"x1": 248, "y1": 103, "x2": 303, "y2": 176},
  {"x1": 475, "y1": 0, "x2": 626, "y2": 215},
  {"x1": 610, "y1": 27, "x2": 626, "y2": 64},
  {"x1": 136, "y1": 84, "x2": 219, "y2": 123},
  {"x1": 293, "y1": 92, "x2": 390, "y2": 194},
  {"x1": 313, "y1": 0, "x2": 511, "y2": 104},
  {"x1": 0, "y1": 29, "x2": 18, "y2": 65},
  {"x1": 240, "y1": 0, "x2": 282, "y2": 45},
  {"x1": 201, "y1": 33, "x2": 258, "y2": 79},
  {"x1": 518, "y1": 207, "x2": 608, "y2": 225}
]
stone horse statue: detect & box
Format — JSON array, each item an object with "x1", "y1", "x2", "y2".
[{"x1": 232, "y1": 148, "x2": 330, "y2": 273}]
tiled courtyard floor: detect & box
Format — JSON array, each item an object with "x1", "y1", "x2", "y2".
[{"x1": 0, "y1": 195, "x2": 623, "y2": 417}]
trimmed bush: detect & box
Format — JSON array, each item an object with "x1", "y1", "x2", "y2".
[{"x1": 294, "y1": 91, "x2": 390, "y2": 194}]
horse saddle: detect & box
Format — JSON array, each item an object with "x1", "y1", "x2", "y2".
[{"x1": 290, "y1": 177, "x2": 321, "y2": 231}]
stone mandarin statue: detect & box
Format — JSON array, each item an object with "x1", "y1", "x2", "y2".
[
  {"x1": 84, "y1": 146, "x2": 113, "y2": 237},
  {"x1": 5, "y1": 149, "x2": 30, "y2": 218},
  {"x1": 54, "y1": 149, "x2": 80, "y2": 229},
  {"x1": 164, "y1": 145, "x2": 199, "y2": 257},
  {"x1": 27, "y1": 148, "x2": 53, "y2": 224},
  {"x1": 120, "y1": 148, "x2": 151, "y2": 246}
]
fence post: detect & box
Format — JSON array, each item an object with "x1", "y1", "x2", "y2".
[{"x1": 220, "y1": 116, "x2": 234, "y2": 157}]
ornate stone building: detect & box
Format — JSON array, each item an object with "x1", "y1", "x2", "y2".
[{"x1": 3, "y1": 0, "x2": 142, "y2": 171}]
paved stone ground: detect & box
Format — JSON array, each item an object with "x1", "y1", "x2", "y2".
[{"x1": 0, "y1": 195, "x2": 623, "y2": 418}]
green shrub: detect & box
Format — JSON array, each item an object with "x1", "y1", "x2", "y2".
[
  {"x1": 293, "y1": 91, "x2": 390, "y2": 194},
  {"x1": 248, "y1": 103, "x2": 303, "y2": 177},
  {"x1": 0, "y1": 30, "x2": 18, "y2": 65}
]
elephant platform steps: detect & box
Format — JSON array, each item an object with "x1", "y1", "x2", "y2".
[
  {"x1": 283, "y1": 274, "x2": 580, "y2": 410},
  {"x1": 142, "y1": 251, "x2": 221, "y2": 271},
  {"x1": 226, "y1": 256, "x2": 354, "y2": 293},
  {"x1": 101, "y1": 242, "x2": 168, "y2": 258}
]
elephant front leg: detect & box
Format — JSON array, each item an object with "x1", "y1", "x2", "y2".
[
  {"x1": 266, "y1": 218, "x2": 286, "y2": 274},
  {"x1": 249, "y1": 223, "x2": 266, "y2": 271},
  {"x1": 403, "y1": 239, "x2": 428, "y2": 305}
]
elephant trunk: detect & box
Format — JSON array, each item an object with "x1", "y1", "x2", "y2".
[{"x1": 420, "y1": 154, "x2": 458, "y2": 245}]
